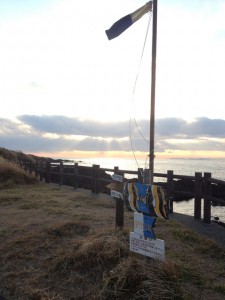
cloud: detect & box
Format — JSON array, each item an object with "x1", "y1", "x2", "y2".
[
  {"x1": 156, "y1": 117, "x2": 225, "y2": 138},
  {"x1": 1, "y1": 115, "x2": 225, "y2": 155},
  {"x1": 18, "y1": 115, "x2": 129, "y2": 138}
]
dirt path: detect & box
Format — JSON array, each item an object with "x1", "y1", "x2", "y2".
[{"x1": 170, "y1": 212, "x2": 225, "y2": 248}]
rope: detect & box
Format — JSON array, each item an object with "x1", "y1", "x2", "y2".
[
  {"x1": 129, "y1": 11, "x2": 152, "y2": 171},
  {"x1": 132, "y1": 11, "x2": 152, "y2": 97},
  {"x1": 144, "y1": 149, "x2": 155, "y2": 169},
  {"x1": 133, "y1": 118, "x2": 149, "y2": 144}
]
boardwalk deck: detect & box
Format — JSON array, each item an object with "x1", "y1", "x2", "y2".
[{"x1": 170, "y1": 212, "x2": 225, "y2": 248}]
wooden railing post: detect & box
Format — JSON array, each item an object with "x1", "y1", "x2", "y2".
[
  {"x1": 35, "y1": 160, "x2": 39, "y2": 178},
  {"x1": 19, "y1": 160, "x2": 22, "y2": 168},
  {"x1": 114, "y1": 166, "x2": 124, "y2": 228},
  {"x1": 114, "y1": 166, "x2": 119, "y2": 174},
  {"x1": 59, "y1": 161, "x2": 63, "y2": 186},
  {"x1": 45, "y1": 161, "x2": 51, "y2": 183},
  {"x1": 92, "y1": 165, "x2": 95, "y2": 193},
  {"x1": 74, "y1": 163, "x2": 79, "y2": 189},
  {"x1": 194, "y1": 172, "x2": 202, "y2": 220},
  {"x1": 167, "y1": 170, "x2": 174, "y2": 213},
  {"x1": 40, "y1": 160, "x2": 43, "y2": 182},
  {"x1": 92, "y1": 165, "x2": 100, "y2": 193},
  {"x1": 95, "y1": 165, "x2": 100, "y2": 194},
  {"x1": 203, "y1": 172, "x2": 211, "y2": 224},
  {"x1": 138, "y1": 168, "x2": 143, "y2": 183}
]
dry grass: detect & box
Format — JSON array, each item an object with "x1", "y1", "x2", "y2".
[
  {"x1": 0, "y1": 183, "x2": 225, "y2": 300},
  {"x1": 0, "y1": 157, "x2": 38, "y2": 188}
]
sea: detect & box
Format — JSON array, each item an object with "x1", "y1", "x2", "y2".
[{"x1": 67, "y1": 157, "x2": 225, "y2": 223}]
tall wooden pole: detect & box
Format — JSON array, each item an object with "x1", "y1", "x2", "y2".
[{"x1": 149, "y1": 0, "x2": 157, "y2": 184}]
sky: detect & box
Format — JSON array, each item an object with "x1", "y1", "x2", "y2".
[{"x1": 1, "y1": 0, "x2": 225, "y2": 162}]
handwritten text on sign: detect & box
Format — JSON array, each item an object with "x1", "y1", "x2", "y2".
[
  {"x1": 130, "y1": 232, "x2": 165, "y2": 261},
  {"x1": 111, "y1": 174, "x2": 123, "y2": 182},
  {"x1": 111, "y1": 190, "x2": 122, "y2": 199}
]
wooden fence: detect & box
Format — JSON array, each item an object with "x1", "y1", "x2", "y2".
[{"x1": 21, "y1": 160, "x2": 225, "y2": 225}]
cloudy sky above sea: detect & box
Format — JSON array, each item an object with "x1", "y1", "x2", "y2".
[{"x1": 1, "y1": 0, "x2": 225, "y2": 161}]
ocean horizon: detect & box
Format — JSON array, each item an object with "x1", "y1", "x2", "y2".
[
  {"x1": 68, "y1": 157, "x2": 225, "y2": 181},
  {"x1": 62, "y1": 157, "x2": 225, "y2": 223}
]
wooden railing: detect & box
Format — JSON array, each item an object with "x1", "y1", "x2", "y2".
[{"x1": 20, "y1": 160, "x2": 225, "y2": 224}]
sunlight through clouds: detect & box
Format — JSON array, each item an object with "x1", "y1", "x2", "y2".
[{"x1": 1, "y1": 0, "x2": 225, "y2": 158}]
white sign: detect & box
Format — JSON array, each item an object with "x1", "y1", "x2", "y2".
[
  {"x1": 133, "y1": 212, "x2": 151, "y2": 234},
  {"x1": 134, "y1": 212, "x2": 143, "y2": 234},
  {"x1": 130, "y1": 232, "x2": 165, "y2": 261},
  {"x1": 111, "y1": 173, "x2": 123, "y2": 182},
  {"x1": 133, "y1": 212, "x2": 156, "y2": 239},
  {"x1": 111, "y1": 190, "x2": 122, "y2": 199}
]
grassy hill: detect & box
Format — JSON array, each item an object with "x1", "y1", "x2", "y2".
[
  {"x1": 0, "y1": 184, "x2": 225, "y2": 300},
  {"x1": 0, "y1": 147, "x2": 39, "y2": 163},
  {"x1": 0, "y1": 147, "x2": 59, "y2": 188},
  {"x1": 0, "y1": 148, "x2": 225, "y2": 299},
  {"x1": 0, "y1": 147, "x2": 42, "y2": 188}
]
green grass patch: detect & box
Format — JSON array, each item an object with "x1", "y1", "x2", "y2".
[
  {"x1": 213, "y1": 283, "x2": 225, "y2": 294},
  {"x1": 19, "y1": 202, "x2": 40, "y2": 209},
  {"x1": 196, "y1": 239, "x2": 225, "y2": 259}
]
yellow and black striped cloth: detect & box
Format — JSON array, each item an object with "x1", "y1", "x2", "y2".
[{"x1": 123, "y1": 181, "x2": 169, "y2": 220}]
